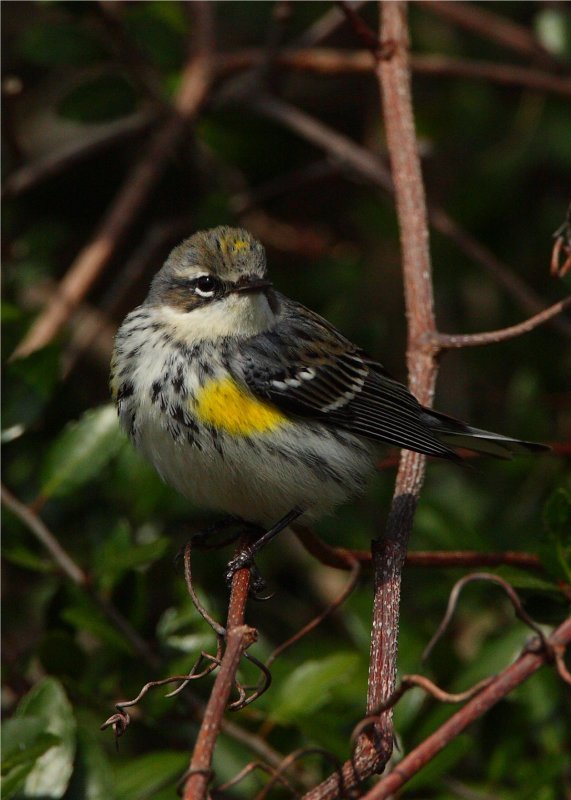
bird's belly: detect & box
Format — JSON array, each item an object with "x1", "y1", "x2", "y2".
[{"x1": 133, "y1": 404, "x2": 375, "y2": 527}]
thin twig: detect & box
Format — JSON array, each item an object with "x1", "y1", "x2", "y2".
[
  {"x1": 336, "y1": 1, "x2": 385, "y2": 58},
  {"x1": 214, "y1": 761, "x2": 298, "y2": 798},
  {"x1": 436, "y1": 296, "x2": 571, "y2": 349},
  {"x1": 266, "y1": 557, "x2": 361, "y2": 670},
  {"x1": 422, "y1": 572, "x2": 550, "y2": 663},
  {"x1": 422, "y1": 0, "x2": 562, "y2": 70},
  {"x1": 294, "y1": 525, "x2": 546, "y2": 573},
  {"x1": 353, "y1": 673, "x2": 495, "y2": 739},
  {"x1": 1, "y1": 483, "x2": 159, "y2": 668},
  {"x1": 182, "y1": 544, "x2": 254, "y2": 800},
  {"x1": 261, "y1": 748, "x2": 345, "y2": 800},
  {"x1": 360, "y1": 616, "x2": 571, "y2": 800},
  {"x1": 293, "y1": 0, "x2": 367, "y2": 49},
  {"x1": 183, "y1": 541, "x2": 226, "y2": 637},
  {"x1": 2, "y1": 111, "x2": 157, "y2": 199},
  {"x1": 12, "y1": 2, "x2": 214, "y2": 360},
  {"x1": 216, "y1": 48, "x2": 571, "y2": 96},
  {"x1": 101, "y1": 647, "x2": 223, "y2": 738}
]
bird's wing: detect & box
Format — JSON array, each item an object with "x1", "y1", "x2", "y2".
[{"x1": 231, "y1": 297, "x2": 456, "y2": 458}]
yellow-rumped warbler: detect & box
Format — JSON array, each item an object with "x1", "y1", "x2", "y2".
[{"x1": 111, "y1": 226, "x2": 547, "y2": 546}]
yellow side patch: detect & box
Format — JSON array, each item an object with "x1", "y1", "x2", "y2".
[{"x1": 194, "y1": 378, "x2": 287, "y2": 436}]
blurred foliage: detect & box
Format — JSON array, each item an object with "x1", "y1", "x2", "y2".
[{"x1": 2, "y1": 2, "x2": 570, "y2": 799}]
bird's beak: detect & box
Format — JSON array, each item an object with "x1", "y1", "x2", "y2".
[{"x1": 231, "y1": 276, "x2": 273, "y2": 294}]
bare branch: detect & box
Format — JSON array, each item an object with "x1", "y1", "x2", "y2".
[
  {"x1": 266, "y1": 557, "x2": 361, "y2": 670},
  {"x1": 436, "y1": 296, "x2": 571, "y2": 349},
  {"x1": 365, "y1": 4, "x2": 437, "y2": 770},
  {"x1": 182, "y1": 545, "x2": 254, "y2": 800},
  {"x1": 1, "y1": 483, "x2": 158, "y2": 668},
  {"x1": 422, "y1": 0, "x2": 562, "y2": 70},
  {"x1": 422, "y1": 572, "x2": 550, "y2": 663},
  {"x1": 360, "y1": 616, "x2": 571, "y2": 800},
  {"x1": 216, "y1": 48, "x2": 571, "y2": 96},
  {"x1": 294, "y1": 525, "x2": 546, "y2": 573},
  {"x1": 1, "y1": 111, "x2": 157, "y2": 199},
  {"x1": 293, "y1": 0, "x2": 367, "y2": 48},
  {"x1": 12, "y1": 2, "x2": 214, "y2": 360}
]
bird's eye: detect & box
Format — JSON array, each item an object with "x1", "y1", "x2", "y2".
[{"x1": 194, "y1": 275, "x2": 218, "y2": 298}]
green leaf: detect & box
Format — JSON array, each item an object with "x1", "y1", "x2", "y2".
[
  {"x1": 1, "y1": 719, "x2": 59, "y2": 775},
  {"x1": 2, "y1": 346, "x2": 60, "y2": 431},
  {"x1": 64, "y1": 727, "x2": 115, "y2": 800},
  {"x1": 41, "y1": 405, "x2": 124, "y2": 499},
  {"x1": 540, "y1": 489, "x2": 571, "y2": 581},
  {"x1": 2, "y1": 763, "x2": 35, "y2": 800},
  {"x1": 60, "y1": 604, "x2": 133, "y2": 655},
  {"x1": 1, "y1": 546, "x2": 53, "y2": 574},
  {"x1": 18, "y1": 21, "x2": 106, "y2": 66},
  {"x1": 494, "y1": 566, "x2": 562, "y2": 595},
  {"x1": 271, "y1": 652, "x2": 360, "y2": 724},
  {"x1": 14, "y1": 678, "x2": 76, "y2": 798},
  {"x1": 114, "y1": 752, "x2": 188, "y2": 800},
  {"x1": 403, "y1": 734, "x2": 472, "y2": 792},
  {"x1": 543, "y1": 488, "x2": 571, "y2": 537},
  {"x1": 58, "y1": 75, "x2": 138, "y2": 124},
  {"x1": 124, "y1": 5, "x2": 185, "y2": 70},
  {"x1": 93, "y1": 521, "x2": 169, "y2": 592}
]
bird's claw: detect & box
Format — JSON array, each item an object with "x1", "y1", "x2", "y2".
[{"x1": 225, "y1": 551, "x2": 269, "y2": 599}]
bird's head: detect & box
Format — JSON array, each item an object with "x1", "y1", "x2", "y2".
[{"x1": 146, "y1": 227, "x2": 278, "y2": 340}]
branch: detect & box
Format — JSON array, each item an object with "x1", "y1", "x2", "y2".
[
  {"x1": 365, "y1": 1, "x2": 437, "y2": 773},
  {"x1": 216, "y1": 48, "x2": 571, "y2": 96},
  {"x1": 1, "y1": 483, "x2": 159, "y2": 668},
  {"x1": 422, "y1": 0, "x2": 562, "y2": 70},
  {"x1": 436, "y1": 296, "x2": 571, "y2": 349},
  {"x1": 294, "y1": 526, "x2": 546, "y2": 573},
  {"x1": 182, "y1": 550, "x2": 254, "y2": 800},
  {"x1": 361, "y1": 616, "x2": 571, "y2": 799},
  {"x1": 12, "y1": 2, "x2": 214, "y2": 360},
  {"x1": 1, "y1": 111, "x2": 157, "y2": 199}
]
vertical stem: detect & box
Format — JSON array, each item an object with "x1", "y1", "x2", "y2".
[
  {"x1": 366, "y1": 0, "x2": 439, "y2": 762},
  {"x1": 183, "y1": 565, "x2": 254, "y2": 800}
]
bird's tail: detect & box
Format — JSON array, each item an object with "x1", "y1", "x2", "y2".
[{"x1": 422, "y1": 408, "x2": 550, "y2": 460}]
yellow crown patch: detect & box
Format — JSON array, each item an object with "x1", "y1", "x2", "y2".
[{"x1": 218, "y1": 236, "x2": 251, "y2": 256}]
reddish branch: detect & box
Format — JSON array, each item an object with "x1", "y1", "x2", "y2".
[
  {"x1": 12, "y1": 3, "x2": 214, "y2": 360},
  {"x1": 365, "y1": 0, "x2": 438, "y2": 771},
  {"x1": 182, "y1": 559, "x2": 254, "y2": 800},
  {"x1": 361, "y1": 616, "x2": 571, "y2": 800},
  {"x1": 294, "y1": 527, "x2": 545, "y2": 573},
  {"x1": 216, "y1": 48, "x2": 571, "y2": 96},
  {"x1": 436, "y1": 295, "x2": 571, "y2": 349}
]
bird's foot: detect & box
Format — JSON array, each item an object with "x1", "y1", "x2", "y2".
[{"x1": 225, "y1": 549, "x2": 269, "y2": 599}]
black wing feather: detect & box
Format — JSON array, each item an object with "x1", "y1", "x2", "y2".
[{"x1": 231, "y1": 295, "x2": 456, "y2": 459}]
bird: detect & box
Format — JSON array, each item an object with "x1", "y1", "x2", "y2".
[{"x1": 111, "y1": 226, "x2": 548, "y2": 571}]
